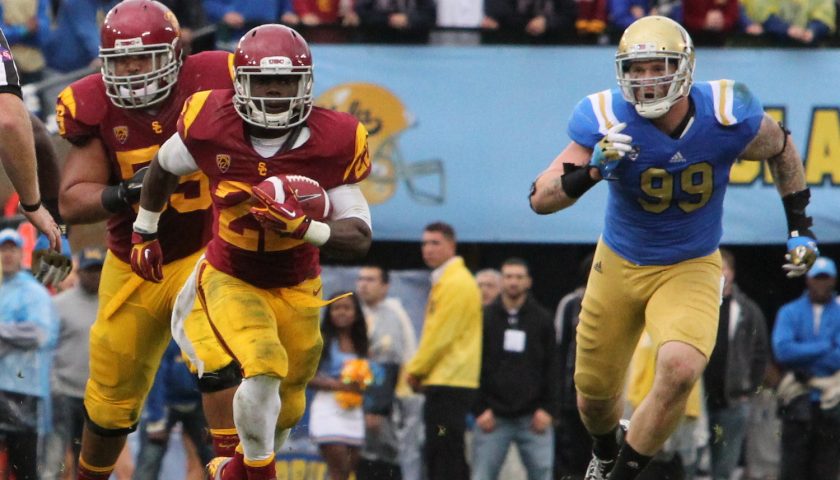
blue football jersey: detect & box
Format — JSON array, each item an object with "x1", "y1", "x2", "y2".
[{"x1": 568, "y1": 80, "x2": 764, "y2": 265}]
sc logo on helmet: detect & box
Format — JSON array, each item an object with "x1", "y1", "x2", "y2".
[{"x1": 315, "y1": 83, "x2": 445, "y2": 205}]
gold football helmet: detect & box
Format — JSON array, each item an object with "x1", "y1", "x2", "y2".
[
  {"x1": 316, "y1": 83, "x2": 444, "y2": 205},
  {"x1": 616, "y1": 16, "x2": 694, "y2": 119}
]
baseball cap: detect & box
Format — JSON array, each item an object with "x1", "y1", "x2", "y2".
[
  {"x1": 33, "y1": 234, "x2": 72, "y2": 259},
  {"x1": 78, "y1": 247, "x2": 106, "y2": 270},
  {"x1": 0, "y1": 228, "x2": 23, "y2": 248},
  {"x1": 808, "y1": 257, "x2": 837, "y2": 279}
]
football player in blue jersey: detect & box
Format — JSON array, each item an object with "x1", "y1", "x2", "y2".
[{"x1": 529, "y1": 16, "x2": 818, "y2": 480}]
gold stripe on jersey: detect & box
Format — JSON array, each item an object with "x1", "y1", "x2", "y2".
[
  {"x1": 343, "y1": 123, "x2": 372, "y2": 182},
  {"x1": 227, "y1": 53, "x2": 235, "y2": 80},
  {"x1": 597, "y1": 91, "x2": 614, "y2": 130},
  {"x1": 58, "y1": 86, "x2": 77, "y2": 118},
  {"x1": 712, "y1": 80, "x2": 736, "y2": 127},
  {"x1": 181, "y1": 90, "x2": 213, "y2": 139}
]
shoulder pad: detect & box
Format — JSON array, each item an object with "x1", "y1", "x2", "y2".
[
  {"x1": 178, "y1": 89, "x2": 230, "y2": 141},
  {"x1": 57, "y1": 74, "x2": 107, "y2": 126},
  {"x1": 704, "y1": 80, "x2": 764, "y2": 127},
  {"x1": 567, "y1": 89, "x2": 618, "y2": 148},
  {"x1": 180, "y1": 50, "x2": 236, "y2": 87}
]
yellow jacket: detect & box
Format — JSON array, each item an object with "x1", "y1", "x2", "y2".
[
  {"x1": 627, "y1": 332, "x2": 702, "y2": 418},
  {"x1": 406, "y1": 257, "x2": 482, "y2": 388}
]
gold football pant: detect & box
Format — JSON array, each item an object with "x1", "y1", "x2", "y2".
[
  {"x1": 574, "y1": 240, "x2": 721, "y2": 401},
  {"x1": 84, "y1": 249, "x2": 233, "y2": 430},
  {"x1": 192, "y1": 260, "x2": 324, "y2": 430}
]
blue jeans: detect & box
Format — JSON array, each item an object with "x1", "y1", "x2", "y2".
[
  {"x1": 39, "y1": 394, "x2": 85, "y2": 480},
  {"x1": 708, "y1": 402, "x2": 750, "y2": 480},
  {"x1": 133, "y1": 402, "x2": 214, "y2": 480},
  {"x1": 471, "y1": 414, "x2": 553, "y2": 480}
]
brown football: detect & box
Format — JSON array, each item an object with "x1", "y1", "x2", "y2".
[{"x1": 254, "y1": 174, "x2": 331, "y2": 220}]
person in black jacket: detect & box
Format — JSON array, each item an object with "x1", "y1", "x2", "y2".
[
  {"x1": 703, "y1": 248, "x2": 768, "y2": 480},
  {"x1": 472, "y1": 257, "x2": 560, "y2": 480}
]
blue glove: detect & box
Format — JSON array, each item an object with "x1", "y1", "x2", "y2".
[
  {"x1": 783, "y1": 233, "x2": 819, "y2": 278},
  {"x1": 589, "y1": 122, "x2": 633, "y2": 180}
]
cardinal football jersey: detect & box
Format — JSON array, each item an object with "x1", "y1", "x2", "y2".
[
  {"x1": 177, "y1": 89, "x2": 371, "y2": 288},
  {"x1": 56, "y1": 50, "x2": 234, "y2": 264}
]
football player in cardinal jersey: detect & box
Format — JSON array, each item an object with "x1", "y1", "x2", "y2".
[
  {"x1": 130, "y1": 24, "x2": 373, "y2": 480},
  {"x1": 55, "y1": 1, "x2": 242, "y2": 478},
  {"x1": 529, "y1": 16, "x2": 818, "y2": 480}
]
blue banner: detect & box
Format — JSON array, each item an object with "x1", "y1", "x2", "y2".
[{"x1": 311, "y1": 45, "x2": 840, "y2": 244}]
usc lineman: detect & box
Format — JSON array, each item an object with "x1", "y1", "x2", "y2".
[
  {"x1": 56, "y1": 1, "x2": 241, "y2": 478},
  {"x1": 131, "y1": 24, "x2": 373, "y2": 480}
]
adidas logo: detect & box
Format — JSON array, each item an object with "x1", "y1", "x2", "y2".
[
  {"x1": 669, "y1": 151, "x2": 686, "y2": 163},
  {"x1": 594, "y1": 261, "x2": 603, "y2": 273}
]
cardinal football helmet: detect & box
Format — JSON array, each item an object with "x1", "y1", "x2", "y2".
[
  {"x1": 232, "y1": 24, "x2": 313, "y2": 130},
  {"x1": 616, "y1": 16, "x2": 695, "y2": 119},
  {"x1": 100, "y1": 0, "x2": 182, "y2": 109},
  {"x1": 316, "y1": 83, "x2": 444, "y2": 205}
]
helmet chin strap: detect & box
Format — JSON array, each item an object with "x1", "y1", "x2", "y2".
[
  {"x1": 636, "y1": 100, "x2": 672, "y2": 119},
  {"x1": 117, "y1": 81, "x2": 161, "y2": 103},
  {"x1": 247, "y1": 99, "x2": 304, "y2": 128}
]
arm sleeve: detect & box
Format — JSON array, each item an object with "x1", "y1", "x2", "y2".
[
  {"x1": 806, "y1": 20, "x2": 831, "y2": 39},
  {"x1": 292, "y1": 0, "x2": 315, "y2": 16},
  {"x1": 731, "y1": 82, "x2": 764, "y2": 140},
  {"x1": 540, "y1": 313, "x2": 562, "y2": 416},
  {"x1": 77, "y1": 5, "x2": 101, "y2": 62},
  {"x1": 772, "y1": 305, "x2": 832, "y2": 367},
  {"x1": 609, "y1": 0, "x2": 637, "y2": 30},
  {"x1": 327, "y1": 184, "x2": 372, "y2": 231},
  {"x1": 0, "y1": 28, "x2": 21, "y2": 98},
  {"x1": 809, "y1": 0, "x2": 836, "y2": 33},
  {"x1": 158, "y1": 133, "x2": 200, "y2": 176},
  {"x1": 203, "y1": 0, "x2": 233, "y2": 22},
  {"x1": 762, "y1": 14, "x2": 790, "y2": 37},
  {"x1": 567, "y1": 96, "x2": 603, "y2": 149},
  {"x1": 406, "y1": 282, "x2": 471, "y2": 377},
  {"x1": 0, "y1": 6, "x2": 31, "y2": 45},
  {"x1": 407, "y1": 0, "x2": 436, "y2": 29},
  {"x1": 355, "y1": 0, "x2": 392, "y2": 28},
  {"x1": 0, "y1": 323, "x2": 45, "y2": 348}
]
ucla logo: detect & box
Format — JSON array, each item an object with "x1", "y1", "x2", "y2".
[
  {"x1": 113, "y1": 126, "x2": 128, "y2": 144},
  {"x1": 216, "y1": 154, "x2": 231, "y2": 173}
]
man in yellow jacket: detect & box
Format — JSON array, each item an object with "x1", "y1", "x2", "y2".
[{"x1": 406, "y1": 221, "x2": 482, "y2": 480}]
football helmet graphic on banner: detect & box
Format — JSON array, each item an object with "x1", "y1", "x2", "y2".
[{"x1": 316, "y1": 83, "x2": 444, "y2": 205}]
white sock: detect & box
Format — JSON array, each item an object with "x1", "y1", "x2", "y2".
[{"x1": 233, "y1": 375, "x2": 281, "y2": 462}]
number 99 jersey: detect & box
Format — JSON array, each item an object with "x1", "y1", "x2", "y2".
[
  {"x1": 568, "y1": 80, "x2": 765, "y2": 265},
  {"x1": 56, "y1": 50, "x2": 234, "y2": 264}
]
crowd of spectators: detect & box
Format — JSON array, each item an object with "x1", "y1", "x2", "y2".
[
  {"x1": 4, "y1": 200, "x2": 840, "y2": 480},
  {"x1": 5, "y1": 0, "x2": 838, "y2": 92}
]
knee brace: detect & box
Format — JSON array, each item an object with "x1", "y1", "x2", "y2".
[
  {"x1": 234, "y1": 375, "x2": 281, "y2": 461},
  {"x1": 197, "y1": 361, "x2": 243, "y2": 393},
  {"x1": 83, "y1": 407, "x2": 138, "y2": 437}
]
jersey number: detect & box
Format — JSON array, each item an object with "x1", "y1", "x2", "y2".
[
  {"x1": 638, "y1": 162, "x2": 713, "y2": 214},
  {"x1": 216, "y1": 180, "x2": 301, "y2": 252},
  {"x1": 115, "y1": 146, "x2": 211, "y2": 213}
]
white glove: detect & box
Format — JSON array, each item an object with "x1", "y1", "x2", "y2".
[{"x1": 590, "y1": 123, "x2": 633, "y2": 178}]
